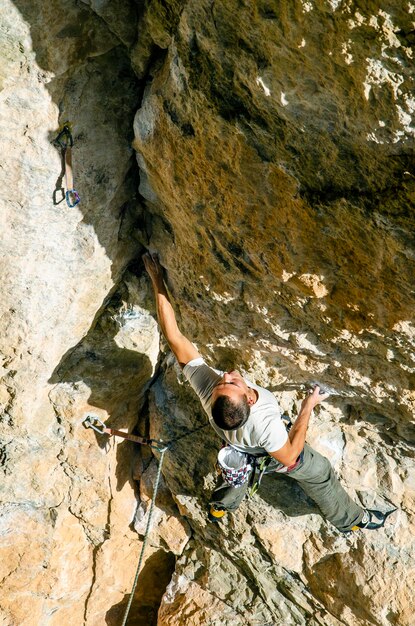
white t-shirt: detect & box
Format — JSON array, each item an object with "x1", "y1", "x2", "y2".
[{"x1": 183, "y1": 358, "x2": 288, "y2": 455}]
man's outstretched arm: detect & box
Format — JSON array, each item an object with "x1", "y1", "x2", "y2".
[
  {"x1": 143, "y1": 252, "x2": 200, "y2": 368},
  {"x1": 269, "y1": 387, "x2": 329, "y2": 467}
]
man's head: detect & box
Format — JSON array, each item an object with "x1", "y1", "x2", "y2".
[{"x1": 211, "y1": 371, "x2": 255, "y2": 430}]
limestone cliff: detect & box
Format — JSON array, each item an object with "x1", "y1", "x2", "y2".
[{"x1": 0, "y1": 1, "x2": 414, "y2": 625}]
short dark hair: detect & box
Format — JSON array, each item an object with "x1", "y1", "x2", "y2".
[{"x1": 211, "y1": 395, "x2": 251, "y2": 430}]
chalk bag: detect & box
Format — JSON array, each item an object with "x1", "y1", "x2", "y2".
[{"x1": 217, "y1": 446, "x2": 253, "y2": 486}]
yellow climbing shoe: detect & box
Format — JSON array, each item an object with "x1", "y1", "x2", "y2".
[
  {"x1": 347, "y1": 508, "x2": 397, "y2": 532},
  {"x1": 356, "y1": 508, "x2": 397, "y2": 530},
  {"x1": 208, "y1": 505, "x2": 227, "y2": 523}
]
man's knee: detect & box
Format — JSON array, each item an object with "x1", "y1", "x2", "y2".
[
  {"x1": 209, "y1": 497, "x2": 240, "y2": 512},
  {"x1": 210, "y1": 482, "x2": 248, "y2": 511}
]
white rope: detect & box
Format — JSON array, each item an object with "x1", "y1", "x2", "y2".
[{"x1": 121, "y1": 448, "x2": 167, "y2": 626}]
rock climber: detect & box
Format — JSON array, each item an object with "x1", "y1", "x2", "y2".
[{"x1": 143, "y1": 251, "x2": 395, "y2": 533}]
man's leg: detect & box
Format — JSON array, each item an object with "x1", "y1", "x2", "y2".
[
  {"x1": 209, "y1": 471, "x2": 252, "y2": 513},
  {"x1": 286, "y1": 444, "x2": 365, "y2": 532}
]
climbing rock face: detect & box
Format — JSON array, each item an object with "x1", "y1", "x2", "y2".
[
  {"x1": 0, "y1": 1, "x2": 146, "y2": 623},
  {"x1": 134, "y1": 2, "x2": 415, "y2": 623},
  {"x1": 1, "y1": 0, "x2": 414, "y2": 625}
]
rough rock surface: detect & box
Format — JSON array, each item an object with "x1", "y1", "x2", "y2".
[{"x1": 1, "y1": 1, "x2": 414, "y2": 625}]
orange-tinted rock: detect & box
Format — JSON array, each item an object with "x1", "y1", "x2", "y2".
[{"x1": 1, "y1": 1, "x2": 415, "y2": 625}]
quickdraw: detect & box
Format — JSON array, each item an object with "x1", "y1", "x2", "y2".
[
  {"x1": 83, "y1": 414, "x2": 168, "y2": 452},
  {"x1": 82, "y1": 413, "x2": 178, "y2": 626},
  {"x1": 54, "y1": 121, "x2": 81, "y2": 208},
  {"x1": 247, "y1": 455, "x2": 272, "y2": 497}
]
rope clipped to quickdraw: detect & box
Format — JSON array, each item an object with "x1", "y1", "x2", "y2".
[
  {"x1": 83, "y1": 414, "x2": 210, "y2": 625},
  {"x1": 120, "y1": 446, "x2": 167, "y2": 626},
  {"x1": 83, "y1": 415, "x2": 170, "y2": 626},
  {"x1": 54, "y1": 121, "x2": 81, "y2": 208},
  {"x1": 83, "y1": 414, "x2": 167, "y2": 450}
]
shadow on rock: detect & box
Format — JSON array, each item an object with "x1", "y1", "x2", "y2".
[
  {"x1": 48, "y1": 271, "x2": 156, "y2": 492},
  {"x1": 11, "y1": 0, "x2": 143, "y2": 282},
  {"x1": 105, "y1": 548, "x2": 175, "y2": 626},
  {"x1": 257, "y1": 473, "x2": 320, "y2": 519}
]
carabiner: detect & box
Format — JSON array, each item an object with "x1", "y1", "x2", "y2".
[
  {"x1": 55, "y1": 123, "x2": 74, "y2": 149},
  {"x1": 66, "y1": 189, "x2": 81, "y2": 207},
  {"x1": 83, "y1": 414, "x2": 107, "y2": 434}
]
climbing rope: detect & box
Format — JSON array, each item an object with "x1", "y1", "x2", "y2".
[
  {"x1": 121, "y1": 445, "x2": 167, "y2": 626},
  {"x1": 166, "y1": 421, "x2": 209, "y2": 445},
  {"x1": 83, "y1": 414, "x2": 207, "y2": 626},
  {"x1": 54, "y1": 121, "x2": 81, "y2": 208}
]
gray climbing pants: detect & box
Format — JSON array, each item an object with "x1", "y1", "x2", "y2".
[{"x1": 210, "y1": 443, "x2": 365, "y2": 532}]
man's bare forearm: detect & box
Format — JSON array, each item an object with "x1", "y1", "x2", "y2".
[
  {"x1": 151, "y1": 278, "x2": 183, "y2": 344},
  {"x1": 287, "y1": 404, "x2": 313, "y2": 460},
  {"x1": 271, "y1": 387, "x2": 329, "y2": 466},
  {"x1": 143, "y1": 252, "x2": 201, "y2": 366}
]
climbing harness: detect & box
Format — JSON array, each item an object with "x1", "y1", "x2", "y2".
[
  {"x1": 54, "y1": 121, "x2": 81, "y2": 208},
  {"x1": 216, "y1": 415, "x2": 296, "y2": 495},
  {"x1": 83, "y1": 414, "x2": 206, "y2": 626},
  {"x1": 247, "y1": 455, "x2": 273, "y2": 497}
]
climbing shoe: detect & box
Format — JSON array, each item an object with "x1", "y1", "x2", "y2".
[
  {"x1": 208, "y1": 505, "x2": 227, "y2": 523},
  {"x1": 351, "y1": 508, "x2": 397, "y2": 531}
]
